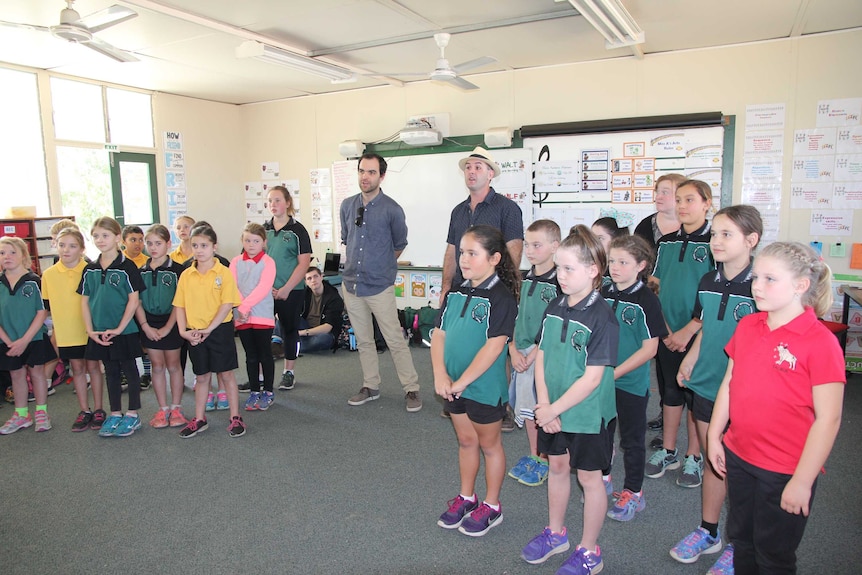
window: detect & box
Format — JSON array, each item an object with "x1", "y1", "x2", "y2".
[
  {"x1": 107, "y1": 87, "x2": 154, "y2": 147},
  {"x1": 50, "y1": 77, "x2": 105, "y2": 142}
]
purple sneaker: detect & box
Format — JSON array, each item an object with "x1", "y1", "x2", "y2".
[
  {"x1": 556, "y1": 545, "x2": 603, "y2": 575},
  {"x1": 457, "y1": 502, "x2": 503, "y2": 537},
  {"x1": 521, "y1": 527, "x2": 570, "y2": 564},
  {"x1": 437, "y1": 495, "x2": 478, "y2": 529}
]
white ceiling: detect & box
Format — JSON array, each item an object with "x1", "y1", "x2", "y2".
[{"x1": 0, "y1": 0, "x2": 860, "y2": 105}]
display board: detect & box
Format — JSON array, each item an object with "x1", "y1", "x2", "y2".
[{"x1": 333, "y1": 148, "x2": 532, "y2": 268}]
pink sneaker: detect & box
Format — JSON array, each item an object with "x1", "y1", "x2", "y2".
[
  {"x1": 0, "y1": 413, "x2": 33, "y2": 435},
  {"x1": 168, "y1": 407, "x2": 188, "y2": 427},
  {"x1": 34, "y1": 410, "x2": 52, "y2": 432}
]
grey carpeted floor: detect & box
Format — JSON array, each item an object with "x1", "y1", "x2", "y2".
[{"x1": 1, "y1": 344, "x2": 860, "y2": 574}]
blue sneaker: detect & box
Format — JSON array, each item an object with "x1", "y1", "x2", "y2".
[
  {"x1": 437, "y1": 495, "x2": 478, "y2": 529},
  {"x1": 216, "y1": 393, "x2": 229, "y2": 410},
  {"x1": 645, "y1": 448, "x2": 680, "y2": 478},
  {"x1": 670, "y1": 527, "x2": 722, "y2": 564},
  {"x1": 676, "y1": 454, "x2": 704, "y2": 488},
  {"x1": 114, "y1": 414, "x2": 141, "y2": 437},
  {"x1": 519, "y1": 458, "x2": 550, "y2": 486},
  {"x1": 205, "y1": 392, "x2": 216, "y2": 412},
  {"x1": 257, "y1": 391, "x2": 274, "y2": 411},
  {"x1": 521, "y1": 527, "x2": 571, "y2": 564},
  {"x1": 606, "y1": 489, "x2": 645, "y2": 522},
  {"x1": 244, "y1": 392, "x2": 260, "y2": 411},
  {"x1": 98, "y1": 414, "x2": 123, "y2": 437},
  {"x1": 556, "y1": 545, "x2": 603, "y2": 575},
  {"x1": 707, "y1": 543, "x2": 734, "y2": 575},
  {"x1": 508, "y1": 455, "x2": 535, "y2": 480},
  {"x1": 458, "y1": 502, "x2": 503, "y2": 537}
]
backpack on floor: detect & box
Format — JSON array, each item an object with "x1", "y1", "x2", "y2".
[{"x1": 337, "y1": 312, "x2": 357, "y2": 351}]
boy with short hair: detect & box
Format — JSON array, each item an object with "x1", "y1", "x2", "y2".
[{"x1": 507, "y1": 219, "x2": 561, "y2": 486}]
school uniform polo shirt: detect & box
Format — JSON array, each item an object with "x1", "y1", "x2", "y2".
[
  {"x1": 601, "y1": 280, "x2": 667, "y2": 395},
  {"x1": 41, "y1": 259, "x2": 88, "y2": 347},
  {"x1": 139, "y1": 258, "x2": 185, "y2": 316},
  {"x1": 169, "y1": 245, "x2": 192, "y2": 265},
  {"x1": 538, "y1": 291, "x2": 619, "y2": 433},
  {"x1": 513, "y1": 267, "x2": 559, "y2": 350},
  {"x1": 77, "y1": 254, "x2": 145, "y2": 334},
  {"x1": 173, "y1": 260, "x2": 242, "y2": 330},
  {"x1": 123, "y1": 250, "x2": 149, "y2": 269},
  {"x1": 436, "y1": 274, "x2": 517, "y2": 407},
  {"x1": 265, "y1": 217, "x2": 312, "y2": 291},
  {"x1": 686, "y1": 263, "x2": 755, "y2": 401},
  {"x1": 0, "y1": 271, "x2": 47, "y2": 342},
  {"x1": 723, "y1": 308, "x2": 846, "y2": 474},
  {"x1": 654, "y1": 221, "x2": 715, "y2": 331}
]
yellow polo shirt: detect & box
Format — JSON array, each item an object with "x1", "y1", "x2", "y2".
[
  {"x1": 41, "y1": 259, "x2": 88, "y2": 347},
  {"x1": 173, "y1": 260, "x2": 241, "y2": 330},
  {"x1": 123, "y1": 250, "x2": 149, "y2": 269},
  {"x1": 169, "y1": 245, "x2": 193, "y2": 265}
]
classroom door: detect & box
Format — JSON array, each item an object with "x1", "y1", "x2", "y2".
[{"x1": 110, "y1": 152, "x2": 159, "y2": 227}]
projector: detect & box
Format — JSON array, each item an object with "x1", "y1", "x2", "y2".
[{"x1": 399, "y1": 128, "x2": 442, "y2": 146}]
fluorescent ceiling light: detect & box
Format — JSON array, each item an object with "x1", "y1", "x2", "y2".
[
  {"x1": 236, "y1": 40, "x2": 354, "y2": 82},
  {"x1": 559, "y1": 0, "x2": 645, "y2": 49}
]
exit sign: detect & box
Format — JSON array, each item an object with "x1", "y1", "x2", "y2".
[{"x1": 104, "y1": 144, "x2": 119, "y2": 151}]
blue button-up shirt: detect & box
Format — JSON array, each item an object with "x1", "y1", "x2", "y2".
[{"x1": 340, "y1": 190, "x2": 408, "y2": 297}]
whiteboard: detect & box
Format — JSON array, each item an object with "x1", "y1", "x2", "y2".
[{"x1": 333, "y1": 148, "x2": 532, "y2": 268}]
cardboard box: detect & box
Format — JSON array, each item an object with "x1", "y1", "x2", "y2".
[{"x1": 4, "y1": 206, "x2": 36, "y2": 218}]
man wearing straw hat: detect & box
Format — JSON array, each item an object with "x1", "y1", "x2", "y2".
[{"x1": 441, "y1": 146, "x2": 524, "y2": 300}]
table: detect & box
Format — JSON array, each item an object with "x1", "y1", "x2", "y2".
[{"x1": 840, "y1": 285, "x2": 862, "y2": 354}]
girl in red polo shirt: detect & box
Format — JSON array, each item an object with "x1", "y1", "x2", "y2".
[{"x1": 707, "y1": 241, "x2": 845, "y2": 574}]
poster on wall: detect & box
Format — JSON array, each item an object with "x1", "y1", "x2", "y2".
[{"x1": 164, "y1": 130, "x2": 186, "y2": 244}]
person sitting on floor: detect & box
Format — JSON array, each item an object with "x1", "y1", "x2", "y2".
[{"x1": 297, "y1": 266, "x2": 344, "y2": 353}]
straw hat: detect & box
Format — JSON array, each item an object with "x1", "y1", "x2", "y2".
[{"x1": 458, "y1": 146, "x2": 501, "y2": 179}]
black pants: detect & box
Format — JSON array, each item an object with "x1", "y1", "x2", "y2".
[
  {"x1": 238, "y1": 328, "x2": 275, "y2": 392},
  {"x1": 606, "y1": 388, "x2": 649, "y2": 492},
  {"x1": 274, "y1": 290, "x2": 304, "y2": 362},
  {"x1": 104, "y1": 359, "x2": 140, "y2": 412},
  {"x1": 655, "y1": 339, "x2": 690, "y2": 407},
  {"x1": 726, "y1": 447, "x2": 814, "y2": 575}
]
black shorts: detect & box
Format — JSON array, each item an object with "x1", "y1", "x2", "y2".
[
  {"x1": 689, "y1": 392, "x2": 715, "y2": 423},
  {"x1": 445, "y1": 396, "x2": 506, "y2": 425},
  {"x1": 0, "y1": 338, "x2": 57, "y2": 370},
  {"x1": 58, "y1": 345, "x2": 87, "y2": 360},
  {"x1": 187, "y1": 322, "x2": 238, "y2": 376},
  {"x1": 85, "y1": 332, "x2": 142, "y2": 362},
  {"x1": 537, "y1": 424, "x2": 613, "y2": 472},
  {"x1": 140, "y1": 313, "x2": 183, "y2": 350}
]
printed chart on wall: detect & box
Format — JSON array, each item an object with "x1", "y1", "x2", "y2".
[{"x1": 525, "y1": 126, "x2": 724, "y2": 233}]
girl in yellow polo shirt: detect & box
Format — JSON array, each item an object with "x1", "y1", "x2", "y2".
[
  {"x1": 173, "y1": 224, "x2": 244, "y2": 438},
  {"x1": 42, "y1": 228, "x2": 103, "y2": 431}
]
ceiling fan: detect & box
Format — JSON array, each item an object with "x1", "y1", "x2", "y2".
[
  {"x1": 0, "y1": 1, "x2": 139, "y2": 62},
  {"x1": 380, "y1": 33, "x2": 496, "y2": 91}
]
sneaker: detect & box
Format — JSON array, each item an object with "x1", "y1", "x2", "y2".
[
  {"x1": 676, "y1": 454, "x2": 704, "y2": 488},
  {"x1": 650, "y1": 435, "x2": 664, "y2": 450},
  {"x1": 139, "y1": 374, "x2": 152, "y2": 390},
  {"x1": 647, "y1": 412, "x2": 663, "y2": 430},
  {"x1": 519, "y1": 458, "x2": 550, "y2": 487},
  {"x1": 179, "y1": 418, "x2": 208, "y2": 438},
  {"x1": 706, "y1": 543, "x2": 734, "y2": 575},
  {"x1": 508, "y1": 455, "x2": 536, "y2": 480},
  {"x1": 278, "y1": 371, "x2": 295, "y2": 390},
  {"x1": 227, "y1": 416, "x2": 246, "y2": 438},
  {"x1": 458, "y1": 502, "x2": 503, "y2": 537},
  {"x1": 34, "y1": 410, "x2": 52, "y2": 432},
  {"x1": 437, "y1": 495, "x2": 479, "y2": 529},
  {"x1": 607, "y1": 489, "x2": 645, "y2": 522},
  {"x1": 580, "y1": 475, "x2": 614, "y2": 503},
  {"x1": 521, "y1": 527, "x2": 571, "y2": 564},
  {"x1": 669, "y1": 527, "x2": 722, "y2": 564},
  {"x1": 98, "y1": 414, "x2": 124, "y2": 437},
  {"x1": 216, "y1": 392, "x2": 229, "y2": 410},
  {"x1": 257, "y1": 391, "x2": 274, "y2": 411},
  {"x1": 405, "y1": 391, "x2": 422, "y2": 412},
  {"x1": 205, "y1": 392, "x2": 216, "y2": 412},
  {"x1": 168, "y1": 407, "x2": 188, "y2": 428},
  {"x1": 149, "y1": 410, "x2": 169, "y2": 429},
  {"x1": 245, "y1": 391, "x2": 261, "y2": 411},
  {"x1": 27, "y1": 392, "x2": 35, "y2": 402},
  {"x1": 72, "y1": 411, "x2": 93, "y2": 432},
  {"x1": 0, "y1": 413, "x2": 33, "y2": 434},
  {"x1": 238, "y1": 381, "x2": 251, "y2": 393},
  {"x1": 645, "y1": 448, "x2": 680, "y2": 478},
  {"x1": 90, "y1": 409, "x2": 107, "y2": 431},
  {"x1": 501, "y1": 409, "x2": 515, "y2": 432},
  {"x1": 46, "y1": 384, "x2": 56, "y2": 396},
  {"x1": 556, "y1": 545, "x2": 603, "y2": 575},
  {"x1": 348, "y1": 386, "x2": 380, "y2": 406},
  {"x1": 114, "y1": 414, "x2": 141, "y2": 437}
]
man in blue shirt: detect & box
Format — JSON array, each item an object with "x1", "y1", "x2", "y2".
[{"x1": 340, "y1": 153, "x2": 421, "y2": 412}]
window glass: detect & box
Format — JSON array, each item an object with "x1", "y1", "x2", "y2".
[
  {"x1": 107, "y1": 88, "x2": 153, "y2": 147},
  {"x1": 51, "y1": 77, "x2": 105, "y2": 142}
]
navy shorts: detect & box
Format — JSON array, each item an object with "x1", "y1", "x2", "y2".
[
  {"x1": 537, "y1": 423, "x2": 613, "y2": 472},
  {"x1": 688, "y1": 391, "x2": 715, "y2": 424},
  {"x1": 445, "y1": 396, "x2": 506, "y2": 425},
  {"x1": 187, "y1": 322, "x2": 238, "y2": 376},
  {"x1": 0, "y1": 338, "x2": 57, "y2": 370},
  {"x1": 85, "y1": 332, "x2": 142, "y2": 362},
  {"x1": 58, "y1": 345, "x2": 87, "y2": 360}
]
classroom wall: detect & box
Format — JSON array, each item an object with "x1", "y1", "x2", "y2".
[{"x1": 169, "y1": 29, "x2": 862, "y2": 273}]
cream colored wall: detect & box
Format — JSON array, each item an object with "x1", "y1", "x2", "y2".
[{"x1": 226, "y1": 30, "x2": 862, "y2": 274}]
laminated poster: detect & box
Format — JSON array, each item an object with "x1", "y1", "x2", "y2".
[
  {"x1": 394, "y1": 273, "x2": 406, "y2": 298},
  {"x1": 411, "y1": 273, "x2": 427, "y2": 298}
]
